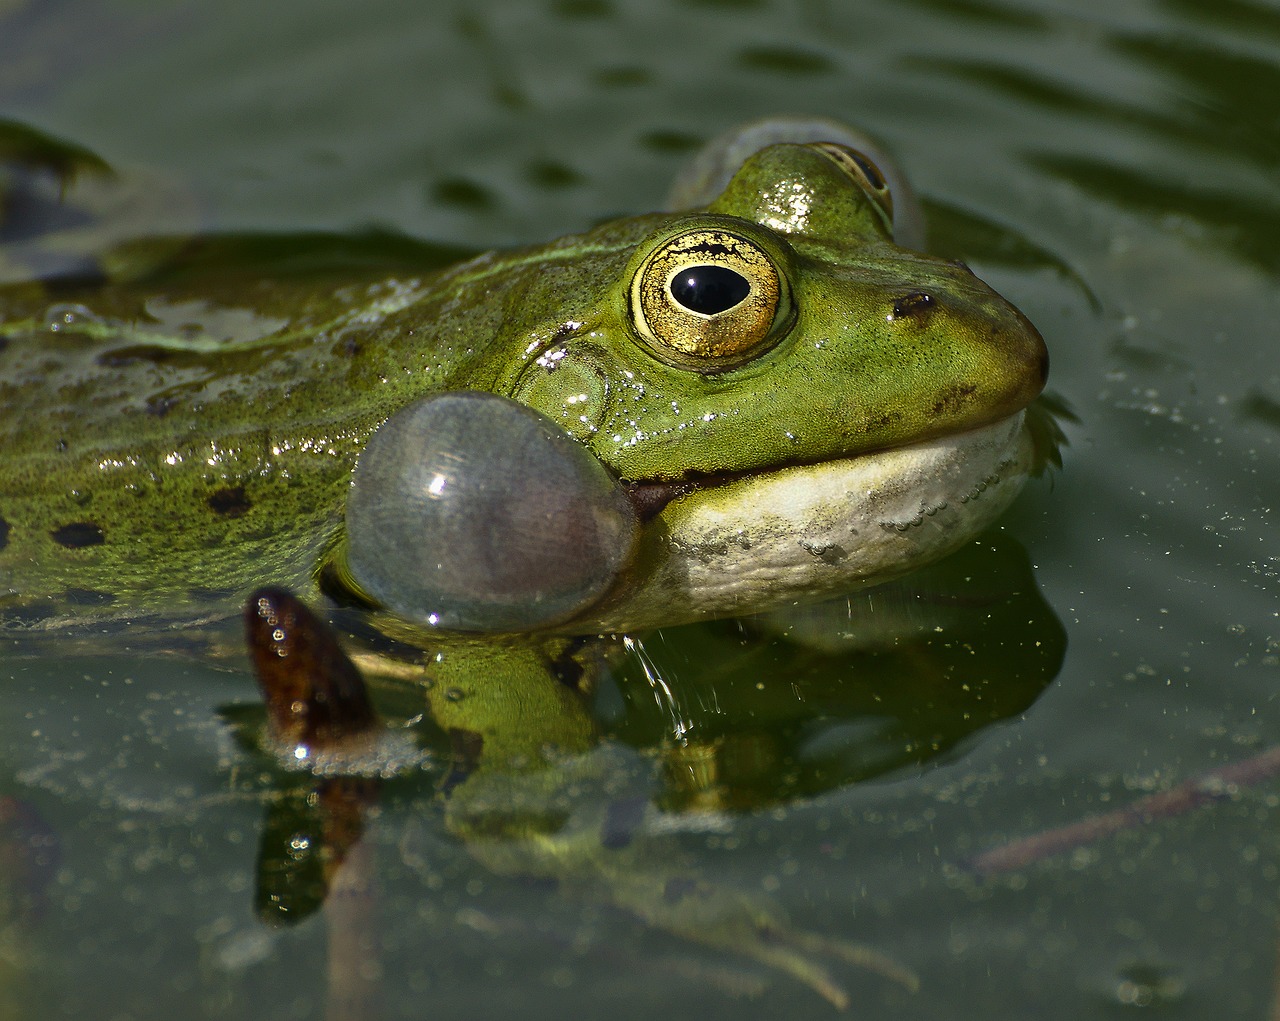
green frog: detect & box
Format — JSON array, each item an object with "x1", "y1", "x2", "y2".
[
  {"x1": 0, "y1": 118, "x2": 1051, "y2": 1008},
  {"x1": 0, "y1": 117, "x2": 1045, "y2": 639}
]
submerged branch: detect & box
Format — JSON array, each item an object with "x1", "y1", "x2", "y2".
[{"x1": 971, "y1": 744, "x2": 1280, "y2": 874}]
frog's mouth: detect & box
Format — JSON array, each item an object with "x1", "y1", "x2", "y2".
[
  {"x1": 619, "y1": 412, "x2": 1024, "y2": 522},
  {"x1": 578, "y1": 410, "x2": 1036, "y2": 632}
]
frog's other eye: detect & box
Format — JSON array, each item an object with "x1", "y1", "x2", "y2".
[
  {"x1": 345, "y1": 392, "x2": 638, "y2": 633},
  {"x1": 807, "y1": 142, "x2": 895, "y2": 230},
  {"x1": 631, "y1": 228, "x2": 787, "y2": 371}
]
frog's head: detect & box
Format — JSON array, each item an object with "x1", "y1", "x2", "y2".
[{"x1": 343, "y1": 141, "x2": 1049, "y2": 634}]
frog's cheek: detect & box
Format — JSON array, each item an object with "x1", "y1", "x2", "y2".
[{"x1": 344, "y1": 392, "x2": 639, "y2": 633}]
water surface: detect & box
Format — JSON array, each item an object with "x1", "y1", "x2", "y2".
[{"x1": 2, "y1": 0, "x2": 1278, "y2": 1017}]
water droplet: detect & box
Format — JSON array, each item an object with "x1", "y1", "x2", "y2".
[{"x1": 43, "y1": 303, "x2": 105, "y2": 332}]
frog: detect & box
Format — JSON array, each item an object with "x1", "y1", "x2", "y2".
[
  {"x1": 0, "y1": 118, "x2": 1045, "y2": 638},
  {"x1": 0, "y1": 117, "x2": 1051, "y2": 1008}
]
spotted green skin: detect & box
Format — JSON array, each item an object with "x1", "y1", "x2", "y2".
[{"x1": 0, "y1": 137, "x2": 1045, "y2": 632}]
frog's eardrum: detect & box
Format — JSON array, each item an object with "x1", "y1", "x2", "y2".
[{"x1": 346, "y1": 392, "x2": 639, "y2": 632}]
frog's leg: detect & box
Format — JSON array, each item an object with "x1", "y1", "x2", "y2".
[
  {"x1": 589, "y1": 815, "x2": 920, "y2": 1006},
  {"x1": 745, "y1": 927, "x2": 921, "y2": 1010},
  {"x1": 664, "y1": 116, "x2": 926, "y2": 249},
  {"x1": 730, "y1": 910, "x2": 921, "y2": 1006},
  {"x1": 451, "y1": 754, "x2": 919, "y2": 1009},
  {"x1": 406, "y1": 636, "x2": 919, "y2": 1008}
]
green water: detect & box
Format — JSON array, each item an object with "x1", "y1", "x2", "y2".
[{"x1": 2, "y1": 0, "x2": 1278, "y2": 1017}]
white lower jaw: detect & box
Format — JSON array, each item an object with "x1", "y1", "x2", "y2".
[{"x1": 580, "y1": 410, "x2": 1033, "y2": 633}]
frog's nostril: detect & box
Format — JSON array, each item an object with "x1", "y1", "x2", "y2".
[{"x1": 888, "y1": 291, "x2": 935, "y2": 320}]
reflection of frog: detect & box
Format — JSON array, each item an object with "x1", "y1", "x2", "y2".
[
  {"x1": 241, "y1": 532, "x2": 1064, "y2": 1010},
  {"x1": 0, "y1": 118, "x2": 1055, "y2": 1007}
]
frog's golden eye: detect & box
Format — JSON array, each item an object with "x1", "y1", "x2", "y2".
[
  {"x1": 808, "y1": 142, "x2": 894, "y2": 228},
  {"x1": 631, "y1": 228, "x2": 786, "y2": 371}
]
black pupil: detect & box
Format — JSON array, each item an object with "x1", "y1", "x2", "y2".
[{"x1": 669, "y1": 265, "x2": 751, "y2": 315}]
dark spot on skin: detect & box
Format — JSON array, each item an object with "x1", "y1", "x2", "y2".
[
  {"x1": 663, "y1": 877, "x2": 701, "y2": 904},
  {"x1": 334, "y1": 336, "x2": 361, "y2": 358},
  {"x1": 0, "y1": 336, "x2": 9, "y2": 354},
  {"x1": 145, "y1": 395, "x2": 180, "y2": 417},
  {"x1": 207, "y1": 486, "x2": 251, "y2": 517},
  {"x1": 0, "y1": 514, "x2": 9, "y2": 551},
  {"x1": 931, "y1": 384, "x2": 978, "y2": 417},
  {"x1": 889, "y1": 291, "x2": 935, "y2": 320},
  {"x1": 51, "y1": 522, "x2": 104, "y2": 548},
  {"x1": 63, "y1": 588, "x2": 115, "y2": 606},
  {"x1": 867, "y1": 411, "x2": 903, "y2": 432},
  {"x1": 601, "y1": 796, "x2": 648, "y2": 850},
  {"x1": 55, "y1": 440, "x2": 67, "y2": 453}
]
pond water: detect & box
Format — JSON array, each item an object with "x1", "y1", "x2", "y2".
[{"x1": 2, "y1": 0, "x2": 1278, "y2": 1018}]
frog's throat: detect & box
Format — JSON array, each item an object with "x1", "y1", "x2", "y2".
[{"x1": 580, "y1": 411, "x2": 1033, "y2": 632}]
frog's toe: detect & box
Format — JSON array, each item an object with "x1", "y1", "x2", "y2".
[
  {"x1": 789, "y1": 928, "x2": 921, "y2": 994},
  {"x1": 346, "y1": 391, "x2": 639, "y2": 633},
  {"x1": 746, "y1": 937, "x2": 852, "y2": 1010},
  {"x1": 743, "y1": 924, "x2": 919, "y2": 1009}
]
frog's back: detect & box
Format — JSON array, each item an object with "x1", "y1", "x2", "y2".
[
  {"x1": 0, "y1": 257, "x2": 508, "y2": 629},
  {"x1": 0, "y1": 212, "x2": 659, "y2": 633}
]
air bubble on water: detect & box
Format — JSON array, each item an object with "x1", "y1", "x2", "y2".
[
  {"x1": 277, "y1": 728, "x2": 434, "y2": 779},
  {"x1": 44, "y1": 303, "x2": 106, "y2": 332},
  {"x1": 1110, "y1": 964, "x2": 1186, "y2": 1008}
]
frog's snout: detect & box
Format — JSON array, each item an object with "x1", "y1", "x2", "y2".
[
  {"x1": 1013, "y1": 301, "x2": 1050, "y2": 392},
  {"x1": 877, "y1": 268, "x2": 1050, "y2": 418},
  {"x1": 975, "y1": 287, "x2": 1049, "y2": 404}
]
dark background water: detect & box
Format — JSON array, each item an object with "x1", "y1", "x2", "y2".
[{"x1": 2, "y1": 0, "x2": 1279, "y2": 1017}]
